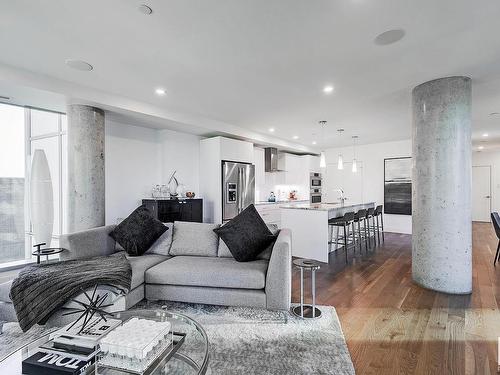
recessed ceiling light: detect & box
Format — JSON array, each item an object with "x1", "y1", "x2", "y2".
[
  {"x1": 268, "y1": 128, "x2": 275, "y2": 133},
  {"x1": 155, "y1": 88, "x2": 166, "y2": 96},
  {"x1": 293, "y1": 135, "x2": 299, "y2": 140},
  {"x1": 65, "y1": 59, "x2": 93, "y2": 71},
  {"x1": 489, "y1": 112, "x2": 500, "y2": 116},
  {"x1": 478, "y1": 146, "x2": 484, "y2": 150},
  {"x1": 323, "y1": 85, "x2": 334, "y2": 94},
  {"x1": 312, "y1": 141, "x2": 317, "y2": 145},
  {"x1": 482, "y1": 133, "x2": 489, "y2": 137},
  {"x1": 138, "y1": 4, "x2": 153, "y2": 15},
  {"x1": 374, "y1": 29, "x2": 405, "y2": 46}
]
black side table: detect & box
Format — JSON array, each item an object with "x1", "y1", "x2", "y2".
[
  {"x1": 292, "y1": 258, "x2": 322, "y2": 319},
  {"x1": 32, "y1": 244, "x2": 66, "y2": 264}
]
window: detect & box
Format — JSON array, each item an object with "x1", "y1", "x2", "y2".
[
  {"x1": 0, "y1": 103, "x2": 67, "y2": 266},
  {"x1": 0, "y1": 103, "x2": 26, "y2": 263}
]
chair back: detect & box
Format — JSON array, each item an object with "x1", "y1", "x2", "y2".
[
  {"x1": 375, "y1": 205, "x2": 383, "y2": 215},
  {"x1": 367, "y1": 207, "x2": 375, "y2": 217},
  {"x1": 343, "y1": 211, "x2": 355, "y2": 222},
  {"x1": 491, "y1": 212, "x2": 500, "y2": 240},
  {"x1": 355, "y1": 209, "x2": 367, "y2": 220}
]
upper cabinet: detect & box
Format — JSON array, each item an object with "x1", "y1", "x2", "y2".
[{"x1": 219, "y1": 137, "x2": 254, "y2": 163}]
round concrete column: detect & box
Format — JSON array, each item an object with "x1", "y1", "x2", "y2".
[
  {"x1": 67, "y1": 105, "x2": 105, "y2": 232},
  {"x1": 412, "y1": 76, "x2": 472, "y2": 294}
]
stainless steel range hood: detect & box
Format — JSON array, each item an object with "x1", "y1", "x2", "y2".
[{"x1": 264, "y1": 147, "x2": 284, "y2": 172}]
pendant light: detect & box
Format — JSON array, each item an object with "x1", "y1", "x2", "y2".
[
  {"x1": 337, "y1": 129, "x2": 344, "y2": 170},
  {"x1": 352, "y1": 135, "x2": 358, "y2": 173},
  {"x1": 319, "y1": 121, "x2": 327, "y2": 168}
]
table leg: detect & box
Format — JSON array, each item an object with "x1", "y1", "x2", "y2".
[
  {"x1": 312, "y1": 269, "x2": 316, "y2": 318},
  {"x1": 300, "y1": 268, "x2": 304, "y2": 318}
]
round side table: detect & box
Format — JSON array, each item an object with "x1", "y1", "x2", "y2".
[{"x1": 292, "y1": 258, "x2": 322, "y2": 319}]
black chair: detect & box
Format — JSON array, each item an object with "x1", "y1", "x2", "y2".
[
  {"x1": 365, "y1": 207, "x2": 377, "y2": 247},
  {"x1": 328, "y1": 211, "x2": 355, "y2": 264},
  {"x1": 374, "y1": 205, "x2": 384, "y2": 243},
  {"x1": 353, "y1": 209, "x2": 368, "y2": 252},
  {"x1": 491, "y1": 212, "x2": 500, "y2": 266}
]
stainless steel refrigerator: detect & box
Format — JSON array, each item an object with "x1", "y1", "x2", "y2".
[{"x1": 222, "y1": 161, "x2": 255, "y2": 222}]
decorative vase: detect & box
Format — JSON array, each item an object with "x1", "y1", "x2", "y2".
[{"x1": 30, "y1": 149, "x2": 54, "y2": 247}]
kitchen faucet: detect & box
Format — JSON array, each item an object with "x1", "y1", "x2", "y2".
[{"x1": 335, "y1": 188, "x2": 347, "y2": 207}]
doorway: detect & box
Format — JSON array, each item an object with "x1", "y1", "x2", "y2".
[{"x1": 472, "y1": 165, "x2": 491, "y2": 222}]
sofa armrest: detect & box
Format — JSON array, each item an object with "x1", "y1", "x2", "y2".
[
  {"x1": 59, "y1": 225, "x2": 117, "y2": 261},
  {"x1": 265, "y1": 228, "x2": 291, "y2": 310}
]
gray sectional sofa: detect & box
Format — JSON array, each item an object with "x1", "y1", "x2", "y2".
[
  {"x1": 59, "y1": 221, "x2": 291, "y2": 311},
  {"x1": 0, "y1": 221, "x2": 291, "y2": 330}
]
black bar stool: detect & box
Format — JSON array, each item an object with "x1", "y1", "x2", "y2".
[
  {"x1": 365, "y1": 207, "x2": 377, "y2": 247},
  {"x1": 353, "y1": 209, "x2": 368, "y2": 252},
  {"x1": 328, "y1": 211, "x2": 355, "y2": 264},
  {"x1": 491, "y1": 212, "x2": 500, "y2": 266},
  {"x1": 374, "y1": 205, "x2": 384, "y2": 243}
]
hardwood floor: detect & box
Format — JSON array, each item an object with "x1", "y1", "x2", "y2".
[{"x1": 292, "y1": 222, "x2": 500, "y2": 375}]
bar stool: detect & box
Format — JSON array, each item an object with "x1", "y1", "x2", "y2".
[
  {"x1": 374, "y1": 205, "x2": 384, "y2": 243},
  {"x1": 353, "y1": 209, "x2": 368, "y2": 252},
  {"x1": 365, "y1": 207, "x2": 377, "y2": 247},
  {"x1": 491, "y1": 212, "x2": 500, "y2": 266},
  {"x1": 328, "y1": 211, "x2": 355, "y2": 264}
]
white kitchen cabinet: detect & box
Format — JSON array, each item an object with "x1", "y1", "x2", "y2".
[
  {"x1": 255, "y1": 203, "x2": 281, "y2": 227},
  {"x1": 253, "y1": 147, "x2": 265, "y2": 201},
  {"x1": 200, "y1": 136, "x2": 255, "y2": 223}
]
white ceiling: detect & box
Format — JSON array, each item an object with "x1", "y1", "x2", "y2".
[{"x1": 1, "y1": 0, "x2": 500, "y2": 151}]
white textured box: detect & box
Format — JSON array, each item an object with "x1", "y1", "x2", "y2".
[{"x1": 99, "y1": 318, "x2": 171, "y2": 360}]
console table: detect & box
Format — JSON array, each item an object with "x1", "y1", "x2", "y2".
[{"x1": 142, "y1": 198, "x2": 203, "y2": 223}]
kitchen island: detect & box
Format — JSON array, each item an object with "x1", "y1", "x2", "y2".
[{"x1": 281, "y1": 202, "x2": 375, "y2": 263}]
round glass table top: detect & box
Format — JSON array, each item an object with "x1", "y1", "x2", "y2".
[{"x1": 0, "y1": 308, "x2": 209, "y2": 375}]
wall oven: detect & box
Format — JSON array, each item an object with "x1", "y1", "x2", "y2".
[
  {"x1": 310, "y1": 188, "x2": 322, "y2": 203},
  {"x1": 310, "y1": 172, "x2": 322, "y2": 188}
]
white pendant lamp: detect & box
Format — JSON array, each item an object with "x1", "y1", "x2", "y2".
[
  {"x1": 319, "y1": 121, "x2": 327, "y2": 169},
  {"x1": 30, "y1": 149, "x2": 54, "y2": 247},
  {"x1": 320, "y1": 152, "x2": 326, "y2": 168},
  {"x1": 351, "y1": 136, "x2": 358, "y2": 173},
  {"x1": 337, "y1": 129, "x2": 345, "y2": 170}
]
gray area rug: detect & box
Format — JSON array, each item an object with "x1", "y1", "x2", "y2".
[{"x1": 0, "y1": 301, "x2": 355, "y2": 374}]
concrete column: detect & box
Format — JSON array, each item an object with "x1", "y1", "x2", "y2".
[
  {"x1": 412, "y1": 76, "x2": 472, "y2": 294},
  {"x1": 67, "y1": 105, "x2": 105, "y2": 232}
]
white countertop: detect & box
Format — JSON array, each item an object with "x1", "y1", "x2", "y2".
[{"x1": 280, "y1": 202, "x2": 375, "y2": 211}]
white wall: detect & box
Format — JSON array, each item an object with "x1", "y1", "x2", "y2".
[
  {"x1": 105, "y1": 121, "x2": 161, "y2": 225},
  {"x1": 159, "y1": 129, "x2": 201, "y2": 195},
  {"x1": 473, "y1": 150, "x2": 500, "y2": 213},
  {"x1": 324, "y1": 139, "x2": 412, "y2": 234},
  {"x1": 105, "y1": 121, "x2": 201, "y2": 225}
]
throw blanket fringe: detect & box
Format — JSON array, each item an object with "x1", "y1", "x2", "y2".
[{"x1": 10, "y1": 253, "x2": 131, "y2": 332}]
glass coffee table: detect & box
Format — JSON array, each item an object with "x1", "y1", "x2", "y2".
[{"x1": 0, "y1": 308, "x2": 209, "y2": 374}]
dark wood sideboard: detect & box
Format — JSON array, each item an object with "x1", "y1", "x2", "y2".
[{"x1": 142, "y1": 198, "x2": 203, "y2": 223}]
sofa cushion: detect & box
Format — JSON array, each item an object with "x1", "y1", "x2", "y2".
[
  {"x1": 169, "y1": 221, "x2": 220, "y2": 257},
  {"x1": 214, "y1": 204, "x2": 277, "y2": 262},
  {"x1": 218, "y1": 224, "x2": 280, "y2": 260},
  {"x1": 146, "y1": 222, "x2": 174, "y2": 256},
  {"x1": 110, "y1": 205, "x2": 167, "y2": 256},
  {"x1": 125, "y1": 253, "x2": 169, "y2": 289},
  {"x1": 145, "y1": 256, "x2": 268, "y2": 289}
]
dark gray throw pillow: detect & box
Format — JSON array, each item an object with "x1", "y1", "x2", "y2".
[
  {"x1": 213, "y1": 204, "x2": 277, "y2": 262},
  {"x1": 110, "y1": 205, "x2": 167, "y2": 256}
]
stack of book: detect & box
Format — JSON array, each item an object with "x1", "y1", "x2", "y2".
[{"x1": 22, "y1": 317, "x2": 121, "y2": 375}]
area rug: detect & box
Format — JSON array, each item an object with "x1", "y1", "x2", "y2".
[{"x1": 0, "y1": 302, "x2": 354, "y2": 374}]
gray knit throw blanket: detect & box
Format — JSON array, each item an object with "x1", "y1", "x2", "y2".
[{"x1": 10, "y1": 253, "x2": 132, "y2": 332}]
